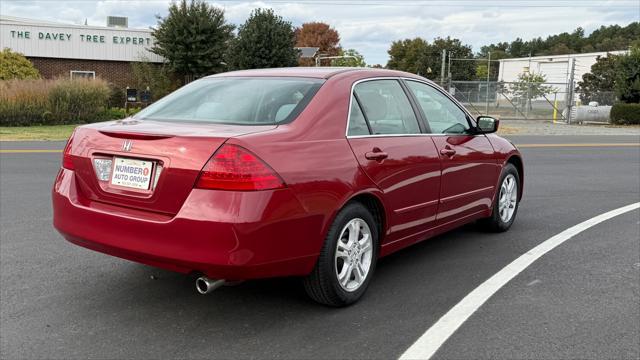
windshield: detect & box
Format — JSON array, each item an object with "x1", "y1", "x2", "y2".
[{"x1": 134, "y1": 77, "x2": 324, "y2": 125}]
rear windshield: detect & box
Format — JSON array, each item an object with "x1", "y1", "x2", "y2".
[{"x1": 134, "y1": 77, "x2": 324, "y2": 125}]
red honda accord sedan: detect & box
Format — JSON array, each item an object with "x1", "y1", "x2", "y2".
[{"x1": 53, "y1": 67, "x2": 523, "y2": 306}]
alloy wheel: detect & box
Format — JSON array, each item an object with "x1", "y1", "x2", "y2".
[
  {"x1": 334, "y1": 218, "x2": 373, "y2": 292},
  {"x1": 498, "y1": 174, "x2": 518, "y2": 223}
]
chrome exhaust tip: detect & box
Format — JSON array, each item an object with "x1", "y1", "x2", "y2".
[{"x1": 195, "y1": 276, "x2": 226, "y2": 295}]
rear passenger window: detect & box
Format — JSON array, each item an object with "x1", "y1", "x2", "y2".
[
  {"x1": 348, "y1": 95, "x2": 370, "y2": 136},
  {"x1": 354, "y1": 80, "x2": 421, "y2": 135}
]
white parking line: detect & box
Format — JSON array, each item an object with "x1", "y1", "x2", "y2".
[{"x1": 399, "y1": 202, "x2": 640, "y2": 360}]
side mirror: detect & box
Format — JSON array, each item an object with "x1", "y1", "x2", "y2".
[{"x1": 476, "y1": 116, "x2": 499, "y2": 134}]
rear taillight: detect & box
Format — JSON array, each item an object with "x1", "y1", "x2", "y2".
[
  {"x1": 195, "y1": 144, "x2": 285, "y2": 191},
  {"x1": 62, "y1": 131, "x2": 76, "y2": 170}
]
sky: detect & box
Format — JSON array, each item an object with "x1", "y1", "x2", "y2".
[{"x1": 1, "y1": 0, "x2": 638, "y2": 65}]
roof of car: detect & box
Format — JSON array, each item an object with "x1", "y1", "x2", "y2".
[{"x1": 206, "y1": 67, "x2": 410, "y2": 79}]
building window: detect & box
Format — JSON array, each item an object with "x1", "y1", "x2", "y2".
[{"x1": 70, "y1": 70, "x2": 95, "y2": 80}]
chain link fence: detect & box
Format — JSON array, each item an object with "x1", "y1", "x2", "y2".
[{"x1": 445, "y1": 80, "x2": 615, "y2": 123}]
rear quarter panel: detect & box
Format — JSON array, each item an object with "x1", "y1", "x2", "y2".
[{"x1": 230, "y1": 73, "x2": 390, "y2": 257}]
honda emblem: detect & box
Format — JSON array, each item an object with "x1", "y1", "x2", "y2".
[{"x1": 122, "y1": 140, "x2": 133, "y2": 152}]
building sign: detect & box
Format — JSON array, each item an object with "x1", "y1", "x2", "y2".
[
  {"x1": 8, "y1": 30, "x2": 152, "y2": 46},
  {"x1": 0, "y1": 17, "x2": 163, "y2": 63}
]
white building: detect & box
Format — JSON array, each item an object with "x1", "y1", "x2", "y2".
[
  {"x1": 0, "y1": 15, "x2": 162, "y2": 88},
  {"x1": 497, "y1": 50, "x2": 629, "y2": 93}
]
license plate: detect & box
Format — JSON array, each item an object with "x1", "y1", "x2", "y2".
[{"x1": 111, "y1": 157, "x2": 153, "y2": 190}]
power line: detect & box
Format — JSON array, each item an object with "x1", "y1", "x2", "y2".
[
  {"x1": 12, "y1": 0, "x2": 636, "y2": 5},
  {"x1": 8, "y1": 0, "x2": 636, "y2": 8},
  {"x1": 212, "y1": 0, "x2": 637, "y2": 2},
  {"x1": 210, "y1": 0, "x2": 639, "y2": 7}
]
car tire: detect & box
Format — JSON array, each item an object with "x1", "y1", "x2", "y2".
[
  {"x1": 479, "y1": 163, "x2": 520, "y2": 232},
  {"x1": 303, "y1": 202, "x2": 379, "y2": 307}
]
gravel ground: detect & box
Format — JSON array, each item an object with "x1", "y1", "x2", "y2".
[{"x1": 498, "y1": 120, "x2": 640, "y2": 136}]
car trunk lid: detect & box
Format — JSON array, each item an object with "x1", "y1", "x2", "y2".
[{"x1": 69, "y1": 120, "x2": 276, "y2": 215}]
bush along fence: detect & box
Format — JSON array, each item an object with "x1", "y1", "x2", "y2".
[{"x1": 0, "y1": 78, "x2": 139, "y2": 126}]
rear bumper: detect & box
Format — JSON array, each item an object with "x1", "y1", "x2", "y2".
[{"x1": 52, "y1": 169, "x2": 322, "y2": 280}]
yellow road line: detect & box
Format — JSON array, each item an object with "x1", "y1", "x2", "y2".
[
  {"x1": 0, "y1": 149, "x2": 62, "y2": 153},
  {"x1": 518, "y1": 143, "x2": 640, "y2": 148}
]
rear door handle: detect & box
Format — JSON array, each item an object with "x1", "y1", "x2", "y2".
[
  {"x1": 365, "y1": 150, "x2": 388, "y2": 161},
  {"x1": 440, "y1": 147, "x2": 456, "y2": 156}
]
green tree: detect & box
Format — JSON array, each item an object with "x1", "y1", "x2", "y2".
[
  {"x1": 331, "y1": 49, "x2": 366, "y2": 67},
  {"x1": 543, "y1": 27, "x2": 583, "y2": 55},
  {"x1": 131, "y1": 58, "x2": 180, "y2": 101},
  {"x1": 509, "y1": 72, "x2": 554, "y2": 110},
  {"x1": 507, "y1": 38, "x2": 526, "y2": 58},
  {"x1": 227, "y1": 9, "x2": 299, "y2": 70},
  {"x1": 481, "y1": 22, "x2": 639, "y2": 59},
  {"x1": 428, "y1": 37, "x2": 475, "y2": 81},
  {"x1": 548, "y1": 43, "x2": 573, "y2": 55},
  {"x1": 151, "y1": 0, "x2": 233, "y2": 81},
  {"x1": 576, "y1": 54, "x2": 620, "y2": 105},
  {"x1": 615, "y1": 46, "x2": 640, "y2": 103},
  {"x1": 387, "y1": 37, "x2": 475, "y2": 81},
  {"x1": 588, "y1": 23, "x2": 640, "y2": 52},
  {"x1": 387, "y1": 38, "x2": 429, "y2": 75},
  {"x1": 0, "y1": 48, "x2": 40, "y2": 80},
  {"x1": 475, "y1": 65, "x2": 489, "y2": 80},
  {"x1": 477, "y1": 43, "x2": 508, "y2": 80}
]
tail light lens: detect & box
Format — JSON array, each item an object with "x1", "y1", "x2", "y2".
[
  {"x1": 62, "y1": 130, "x2": 76, "y2": 170},
  {"x1": 195, "y1": 144, "x2": 285, "y2": 191}
]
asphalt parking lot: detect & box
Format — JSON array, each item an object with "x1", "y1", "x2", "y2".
[{"x1": 1, "y1": 135, "x2": 639, "y2": 359}]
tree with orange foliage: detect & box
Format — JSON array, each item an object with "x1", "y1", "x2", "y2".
[{"x1": 295, "y1": 22, "x2": 341, "y2": 66}]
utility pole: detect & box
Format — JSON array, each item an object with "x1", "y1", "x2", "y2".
[
  {"x1": 525, "y1": 52, "x2": 532, "y2": 118},
  {"x1": 485, "y1": 51, "x2": 491, "y2": 115},
  {"x1": 447, "y1": 51, "x2": 453, "y2": 91},
  {"x1": 566, "y1": 57, "x2": 576, "y2": 124},
  {"x1": 440, "y1": 49, "x2": 447, "y2": 87}
]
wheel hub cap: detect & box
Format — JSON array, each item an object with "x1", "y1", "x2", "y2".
[
  {"x1": 498, "y1": 174, "x2": 518, "y2": 223},
  {"x1": 335, "y1": 218, "x2": 373, "y2": 292}
]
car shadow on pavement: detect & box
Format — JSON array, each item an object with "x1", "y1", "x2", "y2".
[
  {"x1": 69, "y1": 222, "x2": 505, "y2": 317},
  {"x1": 46, "y1": 221, "x2": 522, "y2": 359}
]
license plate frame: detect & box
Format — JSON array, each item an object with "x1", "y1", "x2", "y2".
[{"x1": 110, "y1": 157, "x2": 154, "y2": 190}]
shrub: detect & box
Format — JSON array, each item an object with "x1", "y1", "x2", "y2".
[
  {"x1": 610, "y1": 103, "x2": 640, "y2": 125},
  {"x1": 0, "y1": 78, "x2": 111, "y2": 126},
  {"x1": 97, "y1": 107, "x2": 142, "y2": 121},
  {"x1": 48, "y1": 78, "x2": 111, "y2": 123},
  {"x1": 0, "y1": 79, "x2": 52, "y2": 126},
  {"x1": 0, "y1": 48, "x2": 40, "y2": 80},
  {"x1": 107, "y1": 84, "x2": 126, "y2": 108},
  {"x1": 131, "y1": 59, "x2": 179, "y2": 101},
  {"x1": 615, "y1": 46, "x2": 640, "y2": 104}
]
